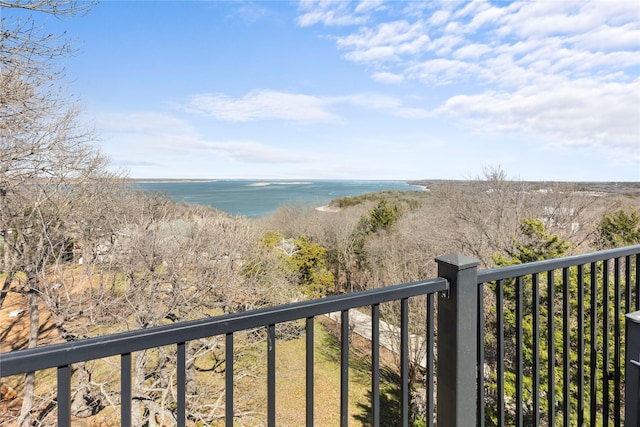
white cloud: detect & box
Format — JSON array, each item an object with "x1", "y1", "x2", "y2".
[
  {"x1": 196, "y1": 141, "x2": 316, "y2": 164},
  {"x1": 428, "y1": 10, "x2": 450, "y2": 26},
  {"x1": 298, "y1": 0, "x2": 639, "y2": 165},
  {"x1": 437, "y1": 78, "x2": 640, "y2": 157},
  {"x1": 355, "y1": 0, "x2": 385, "y2": 15},
  {"x1": 497, "y1": 1, "x2": 639, "y2": 39},
  {"x1": 187, "y1": 89, "x2": 431, "y2": 123},
  {"x1": 96, "y1": 111, "x2": 194, "y2": 135},
  {"x1": 407, "y1": 59, "x2": 484, "y2": 85},
  {"x1": 572, "y1": 24, "x2": 640, "y2": 52},
  {"x1": 467, "y1": 4, "x2": 508, "y2": 31},
  {"x1": 453, "y1": 43, "x2": 492, "y2": 60},
  {"x1": 333, "y1": 93, "x2": 432, "y2": 118},
  {"x1": 189, "y1": 90, "x2": 339, "y2": 123},
  {"x1": 95, "y1": 111, "x2": 317, "y2": 167},
  {"x1": 296, "y1": 0, "x2": 370, "y2": 27},
  {"x1": 371, "y1": 71, "x2": 404, "y2": 84},
  {"x1": 337, "y1": 20, "x2": 431, "y2": 63}
]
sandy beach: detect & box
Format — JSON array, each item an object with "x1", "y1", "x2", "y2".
[{"x1": 316, "y1": 205, "x2": 342, "y2": 213}]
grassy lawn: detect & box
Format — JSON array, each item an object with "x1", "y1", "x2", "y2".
[
  {"x1": 275, "y1": 321, "x2": 373, "y2": 426},
  {"x1": 270, "y1": 317, "x2": 402, "y2": 427},
  {"x1": 0, "y1": 267, "x2": 402, "y2": 426},
  {"x1": 1, "y1": 316, "x2": 401, "y2": 426}
]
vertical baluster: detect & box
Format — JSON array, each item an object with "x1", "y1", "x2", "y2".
[
  {"x1": 427, "y1": 294, "x2": 435, "y2": 427},
  {"x1": 603, "y1": 260, "x2": 610, "y2": 426},
  {"x1": 340, "y1": 310, "x2": 349, "y2": 427},
  {"x1": 177, "y1": 342, "x2": 186, "y2": 427},
  {"x1": 548, "y1": 270, "x2": 555, "y2": 427},
  {"x1": 57, "y1": 364, "x2": 71, "y2": 427},
  {"x1": 625, "y1": 255, "x2": 632, "y2": 314},
  {"x1": 516, "y1": 276, "x2": 523, "y2": 426},
  {"x1": 306, "y1": 317, "x2": 314, "y2": 427},
  {"x1": 590, "y1": 262, "x2": 598, "y2": 425},
  {"x1": 226, "y1": 332, "x2": 234, "y2": 427},
  {"x1": 372, "y1": 304, "x2": 380, "y2": 427},
  {"x1": 121, "y1": 352, "x2": 132, "y2": 427},
  {"x1": 532, "y1": 273, "x2": 540, "y2": 426},
  {"x1": 636, "y1": 254, "x2": 640, "y2": 311},
  {"x1": 401, "y1": 298, "x2": 409, "y2": 427},
  {"x1": 614, "y1": 258, "x2": 621, "y2": 426},
  {"x1": 562, "y1": 267, "x2": 570, "y2": 426},
  {"x1": 477, "y1": 284, "x2": 485, "y2": 427},
  {"x1": 496, "y1": 279, "x2": 505, "y2": 427},
  {"x1": 268, "y1": 324, "x2": 276, "y2": 427},
  {"x1": 577, "y1": 265, "x2": 585, "y2": 426}
]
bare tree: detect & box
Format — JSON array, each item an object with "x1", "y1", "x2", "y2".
[
  {"x1": 428, "y1": 166, "x2": 599, "y2": 267},
  {"x1": 1, "y1": 1, "x2": 93, "y2": 134},
  {"x1": 0, "y1": 107, "x2": 123, "y2": 424},
  {"x1": 0, "y1": 2, "x2": 118, "y2": 424},
  {"x1": 70, "y1": 193, "x2": 276, "y2": 425}
]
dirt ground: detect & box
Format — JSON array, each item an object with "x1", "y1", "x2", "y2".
[
  {"x1": 0, "y1": 290, "x2": 117, "y2": 426},
  {"x1": 0, "y1": 289, "x2": 57, "y2": 423}
]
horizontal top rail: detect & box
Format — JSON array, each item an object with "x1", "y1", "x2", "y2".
[
  {"x1": 477, "y1": 244, "x2": 640, "y2": 284},
  {"x1": 0, "y1": 277, "x2": 448, "y2": 377}
]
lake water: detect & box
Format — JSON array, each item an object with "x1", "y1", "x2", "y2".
[{"x1": 134, "y1": 180, "x2": 422, "y2": 218}]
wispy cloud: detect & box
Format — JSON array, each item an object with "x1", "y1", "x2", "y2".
[
  {"x1": 195, "y1": 141, "x2": 315, "y2": 163},
  {"x1": 337, "y1": 20, "x2": 431, "y2": 62},
  {"x1": 371, "y1": 71, "x2": 404, "y2": 84},
  {"x1": 296, "y1": 0, "x2": 375, "y2": 27},
  {"x1": 187, "y1": 89, "x2": 431, "y2": 122},
  {"x1": 96, "y1": 111, "x2": 194, "y2": 135},
  {"x1": 229, "y1": 2, "x2": 270, "y2": 24},
  {"x1": 188, "y1": 90, "x2": 339, "y2": 123},
  {"x1": 437, "y1": 77, "x2": 640, "y2": 164},
  {"x1": 96, "y1": 111, "x2": 317, "y2": 166},
  {"x1": 297, "y1": 0, "x2": 640, "y2": 162},
  {"x1": 335, "y1": 93, "x2": 432, "y2": 118}
]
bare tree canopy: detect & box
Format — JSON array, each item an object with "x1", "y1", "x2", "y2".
[
  {"x1": 0, "y1": 2, "x2": 118, "y2": 424},
  {"x1": 0, "y1": 1, "x2": 90, "y2": 13},
  {"x1": 1, "y1": 1, "x2": 93, "y2": 128}
]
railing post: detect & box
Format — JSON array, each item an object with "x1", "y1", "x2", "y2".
[
  {"x1": 625, "y1": 311, "x2": 640, "y2": 427},
  {"x1": 436, "y1": 253, "x2": 480, "y2": 427}
]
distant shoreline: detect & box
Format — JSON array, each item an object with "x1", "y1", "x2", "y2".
[
  {"x1": 129, "y1": 178, "x2": 411, "y2": 183},
  {"x1": 247, "y1": 181, "x2": 313, "y2": 186},
  {"x1": 406, "y1": 180, "x2": 640, "y2": 196},
  {"x1": 130, "y1": 179, "x2": 218, "y2": 184}
]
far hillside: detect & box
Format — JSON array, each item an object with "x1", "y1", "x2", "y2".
[{"x1": 408, "y1": 179, "x2": 640, "y2": 197}]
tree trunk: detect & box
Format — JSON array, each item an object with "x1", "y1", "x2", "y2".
[
  {"x1": 18, "y1": 276, "x2": 40, "y2": 426},
  {"x1": 0, "y1": 270, "x2": 14, "y2": 311},
  {"x1": 131, "y1": 351, "x2": 147, "y2": 426}
]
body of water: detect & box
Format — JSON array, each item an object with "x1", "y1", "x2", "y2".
[{"x1": 134, "y1": 180, "x2": 422, "y2": 218}]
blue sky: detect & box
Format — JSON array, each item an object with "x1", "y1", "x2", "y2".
[{"x1": 11, "y1": 0, "x2": 640, "y2": 181}]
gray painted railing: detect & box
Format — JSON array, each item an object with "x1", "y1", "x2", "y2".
[
  {"x1": 1, "y1": 245, "x2": 639, "y2": 426},
  {"x1": 476, "y1": 245, "x2": 640, "y2": 427},
  {"x1": 1, "y1": 275, "x2": 449, "y2": 427},
  {"x1": 626, "y1": 311, "x2": 640, "y2": 427}
]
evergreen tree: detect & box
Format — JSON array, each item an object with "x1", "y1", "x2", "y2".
[
  {"x1": 250, "y1": 231, "x2": 333, "y2": 297},
  {"x1": 489, "y1": 218, "x2": 621, "y2": 425},
  {"x1": 594, "y1": 207, "x2": 640, "y2": 249},
  {"x1": 352, "y1": 199, "x2": 401, "y2": 268}
]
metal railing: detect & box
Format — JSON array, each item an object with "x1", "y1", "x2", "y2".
[
  {"x1": 0, "y1": 275, "x2": 449, "y2": 427},
  {"x1": 476, "y1": 245, "x2": 640, "y2": 426},
  {"x1": 626, "y1": 311, "x2": 640, "y2": 427},
  {"x1": 2, "y1": 245, "x2": 639, "y2": 426}
]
